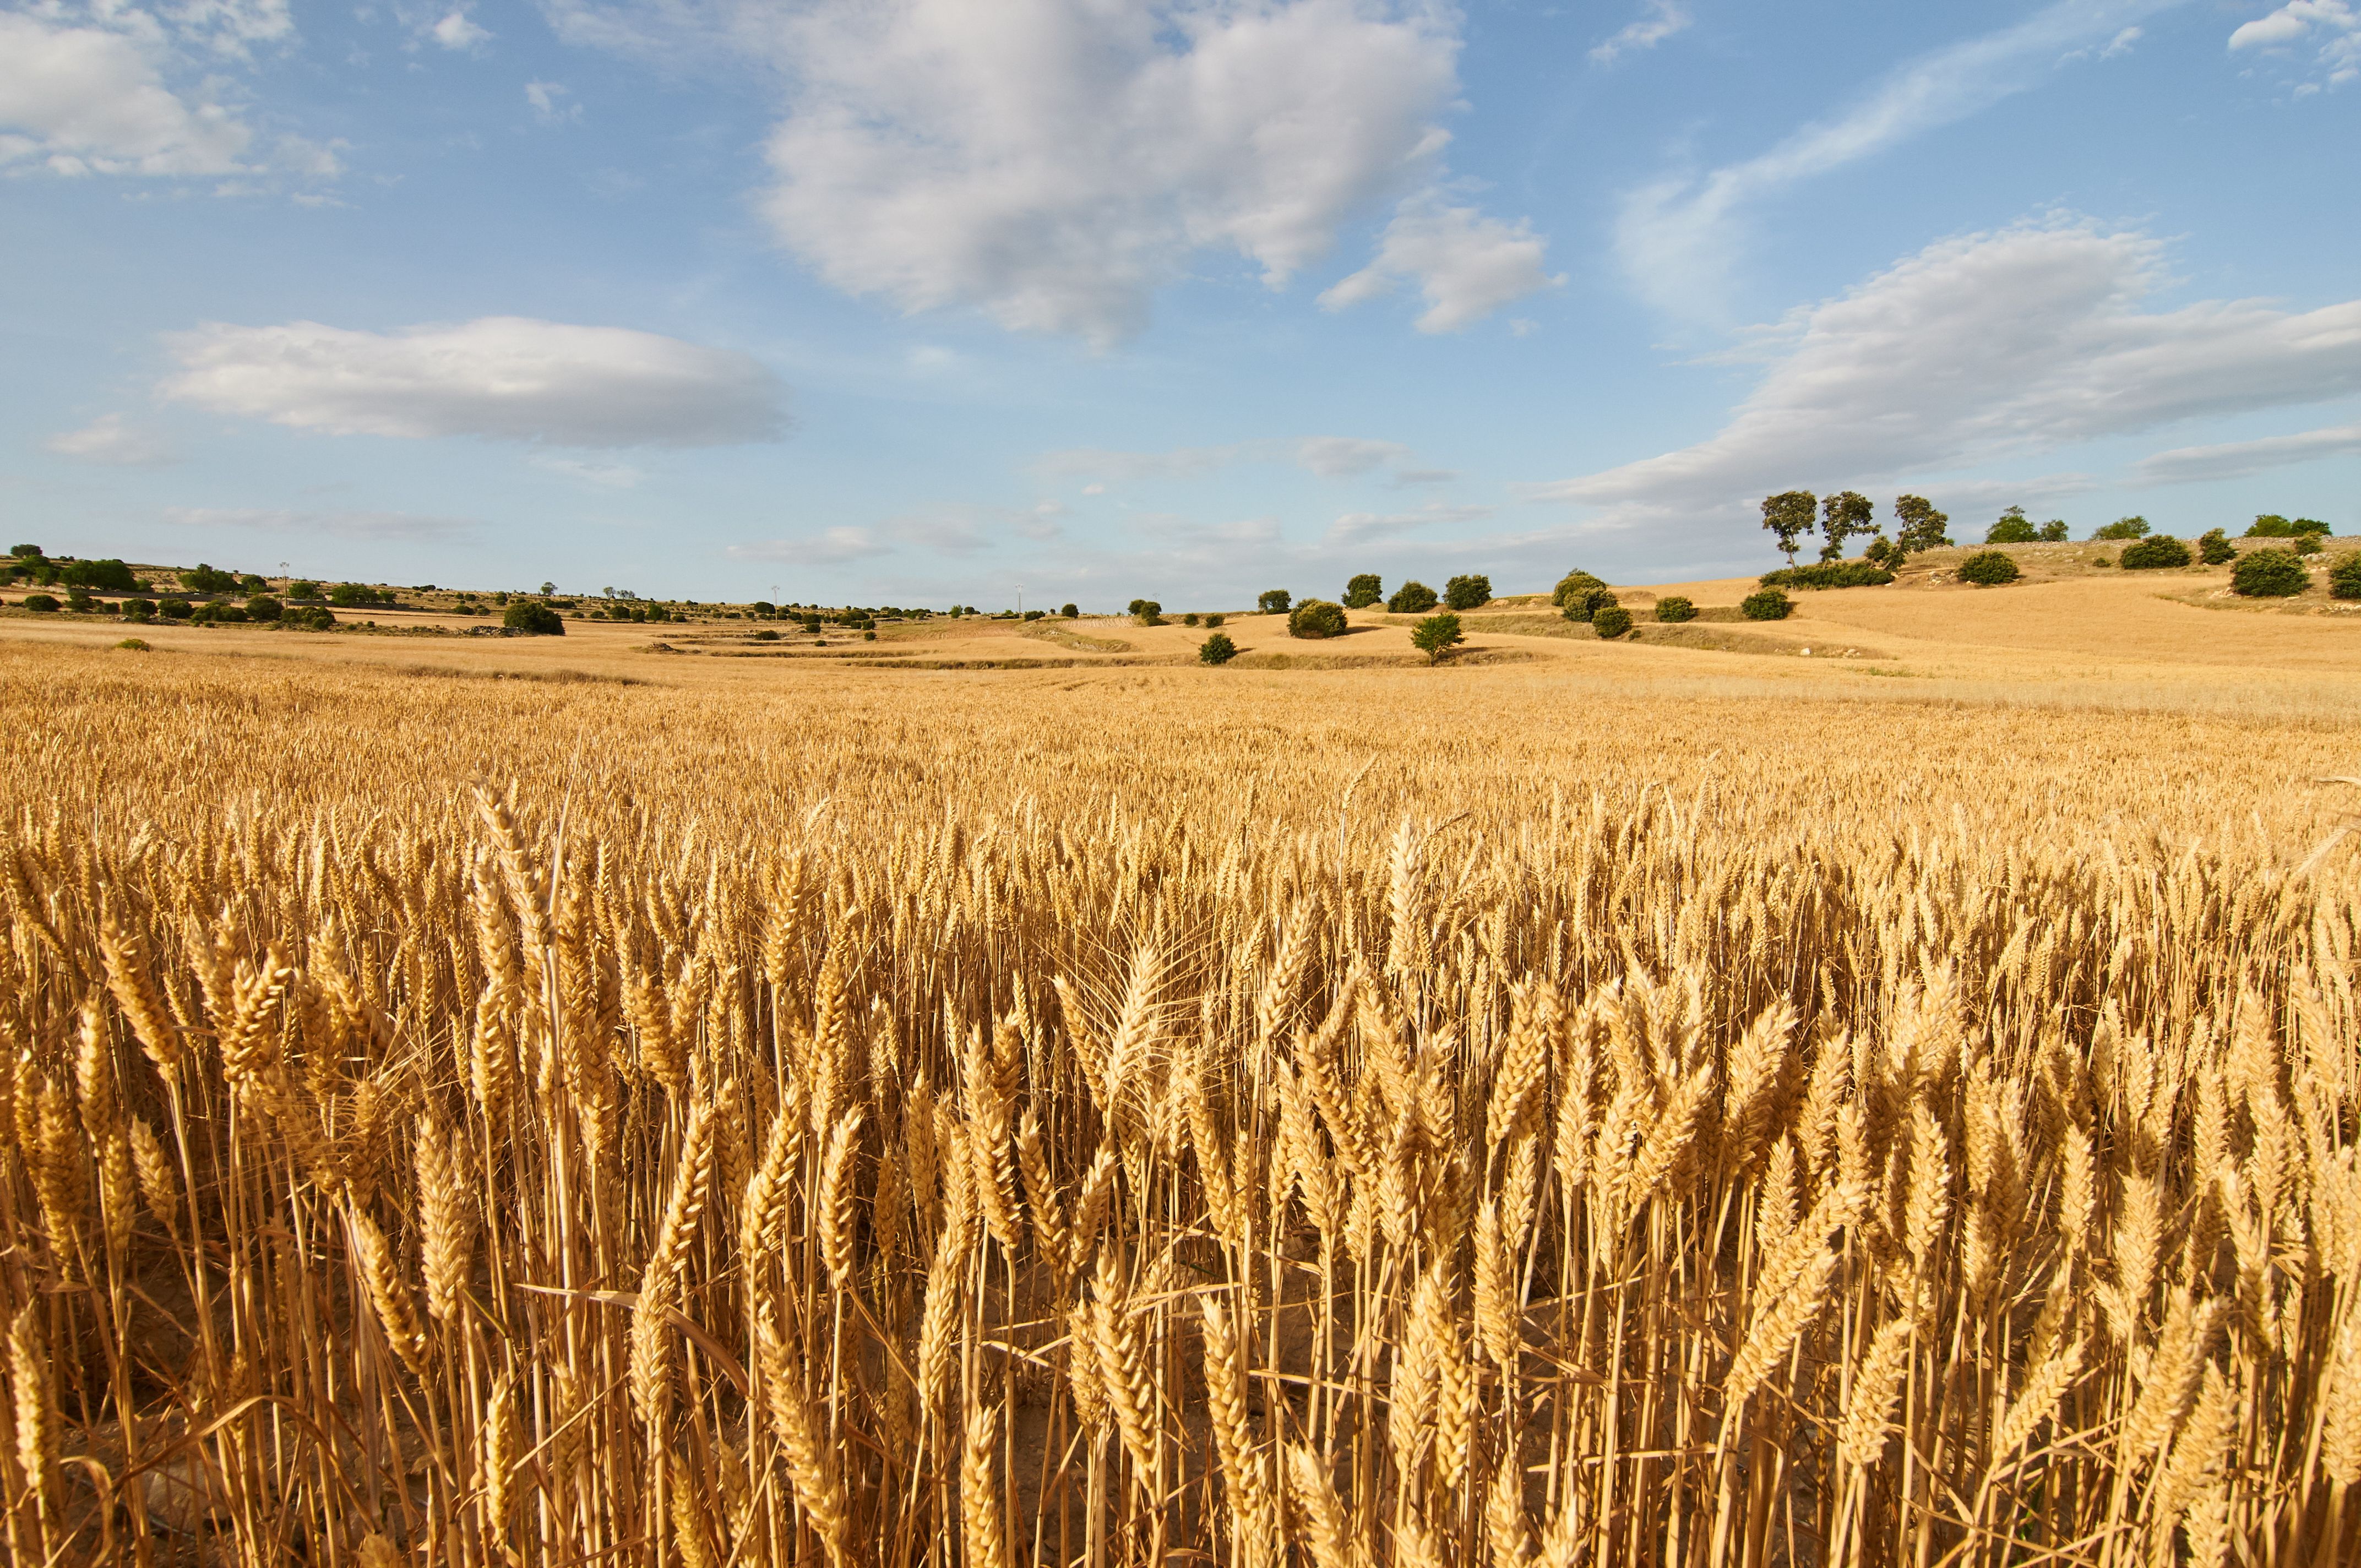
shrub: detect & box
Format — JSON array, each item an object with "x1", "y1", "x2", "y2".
[
  {"x1": 1956, "y1": 551, "x2": 2021, "y2": 585},
  {"x1": 503, "y1": 601, "x2": 565, "y2": 635},
  {"x1": 2244, "y1": 514, "x2": 2329, "y2": 538},
  {"x1": 2038, "y1": 521, "x2": 2069, "y2": 541},
  {"x1": 191, "y1": 602, "x2": 251, "y2": 625},
  {"x1": 1591, "y1": 606, "x2": 1634, "y2": 640},
  {"x1": 287, "y1": 606, "x2": 337, "y2": 630},
  {"x1": 1443, "y1": 574, "x2": 1492, "y2": 611},
  {"x1": 115, "y1": 638, "x2": 149, "y2": 651},
  {"x1": 159, "y1": 597, "x2": 193, "y2": 619},
  {"x1": 1654, "y1": 595, "x2": 1696, "y2": 623},
  {"x1": 1256, "y1": 589, "x2": 1291, "y2": 614},
  {"x1": 289, "y1": 580, "x2": 321, "y2": 600},
  {"x1": 182, "y1": 563, "x2": 240, "y2": 594},
  {"x1": 1759, "y1": 562, "x2": 1894, "y2": 589},
  {"x1": 1342, "y1": 573, "x2": 1383, "y2": 609},
  {"x1": 122, "y1": 598, "x2": 155, "y2": 622},
  {"x1": 1183, "y1": 612, "x2": 1200, "y2": 627},
  {"x1": 238, "y1": 574, "x2": 269, "y2": 595},
  {"x1": 1024, "y1": 609, "x2": 1046, "y2": 621},
  {"x1": 1387, "y1": 581, "x2": 1438, "y2": 614},
  {"x1": 1198, "y1": 631, "x2": 1238, "y2": 666},
  {"x1": 1863, "y1": 537, "x2": 1897, "y2": 568},
  {"x1": 8, "y1": 543, "x2": 40, "y2": 558},
  {"x1": 2330, "y1": 554, "x2": 2361, "y2": 600},
  {"x1": 753, "y1": 629, "x2": 780, "y2": 642},
  {"x1": 750, "y1": 600, "x2": 776, "y2": 618},
  {"x1": 1986, "y1": 509, "x2": 2038, "y2": 544},
  {"x1": 2094, "y1": 517, "x2": 2150, "y2": 540},
  {"x1": 1288, "y1": 600, "x2": 1347, "y2": 639},
  {"x1": 1410, "y1": 612, "x2": 1464, "y2": 663},
  {"x1": 1551, "y1": 569, "x2": 1605, "y2": 607},
  {"x1": 20, "y1": 593, "x2": 59, "y2": 612},
  {"x1": 1740, "y1": 587, "x2": 1792, "y2": 620},
  {"x1": 1562, "y1": 587, "x2": 1619, "y2": 624},
  {"x1": 2197, "y1": 529, "x2": 2235, "y2": 565},
  {"x1": 329, "y1": 582, "x2": 391, "y2": 608},
  {"x1": 2232, "y1": 548, "x2": 2309, "y2": 597},
  {"x1": 1204, "y1": 614, "x2": 1224, "y2": 628},
  {"x1": 67, "y1": 587, "x2": 93, "y2": 611},
  {"x1": 1059, "y1": 602, "x2": 1078, "y2": 618},
  {"x1": 1131, "y1": 601, "x2": 1163, "y2": 626},
  {"x1": 246, "y1": 594, "x2": 283, "y2": 622},
  {"x1": 2119, "y1": 535, "x2": 2191, "y2": 570},
  {"x1": 62, "y1": 558, "x2": 137, "y2": 591},
  {"x1": 2296, "y1": 535, "x2": 2322, "y2": 557}
]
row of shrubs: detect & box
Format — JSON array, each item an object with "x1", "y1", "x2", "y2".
[{"x1": 1948, "y1": 544, "x2": 2358, "y2": 598}]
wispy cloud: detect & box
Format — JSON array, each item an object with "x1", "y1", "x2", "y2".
[
  {"x1": 45, "y1": 413, "x2": 179, "y2": 467},
  {"x1": 164, "y1": 505, "x2": 480, "y2": 540},
  {"x1": 1037, "y1": 435, "x2": 1433, "y2": 487},
  {"x1": 727, "y1": 527, "x2": 892, "y2": 565},
  {"x1": 2133, "y1": 422, "x2": 2361, "y2": 484},
  {"x1": 1590, "y1": 1, "x2": 1690, "y2": 66},
  {"x1": 1323, "y1": 502, "x2": 1493, "y2": 547},
  {"x1": 1615, "y1": 0, "x2": 2183, "y2": 319}
]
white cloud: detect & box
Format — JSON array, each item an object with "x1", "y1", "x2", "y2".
[
  {"x1": 2229, "y1": 1, "x2": 2360, "y2": 85},
  {"x1": 530, "y1": 453, "x2": 645, "y2": 487},
  {"x1": 1324, "y1": 501, "x2": 1493, "y2": 547},
  {"x1": 1295, "y1": 437, "x2": 1412, "y2": 478},
  {"x1": 160, "y1": 317, "x2": 792, "y2": 446},
  {"x1": 0, "y1": 11, "x2": 252, "y2": 176},
  {"x1": 525, "y1": 81, "x2": 581, "y2": 123},
  {"x1": 2101, "y1": 25, "x2": 2144, "y2": 56},
  {"x1": 1532, "y1": 220, "x2": 2361, "y2": 526},
  {"x1": 164, "y1": 506, "x2": 479, "y2": 540},
  {"x1": 2133, "y1": 421, "x2": 2361, "y2": 484},
  {"x1": 727, "y1": 527, "x2": 893, "y2": 565},
  {"x1": 1615, "y1": 0, "x2": 2180, "y2": 319},
  {"x1": 557, "y1": 0, "x2": 1546, "y2": 342},
  {"x1": 1320, "y1": 193, "x2": 1560, "y2": 332},
  {"x1": 162, "y1": 0, "x2": 295, "y2": 56},
  {"x1": 1039, "y1": 434, "x2": 1435, "y2": 486},
  {"x1": 431, "y1": 9, "x2": 492, "y2": 49},
  {"x1": 45, "y1": 413, "x2": 180, "y2": 466},
  {"x1": 1591, "y1": 1, "x2": 1690, "y2": 65}
]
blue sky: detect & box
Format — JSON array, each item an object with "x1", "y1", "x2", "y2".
[{"x1": 4, "y1": 0, "x2": 2357, "y2": 608}]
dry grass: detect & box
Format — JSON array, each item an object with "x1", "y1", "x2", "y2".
[{"x1": 0, "y1": 635, "x2": 2359, "y2": 1567}]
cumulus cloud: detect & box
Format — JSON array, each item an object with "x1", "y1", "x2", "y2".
[
  {"x1": 525, "y1": 81, "x2": 581, "y2": 123},
  {"x1": 2230, "y1": 1, "x2": 2360, "y2": 85},
  {"x1": 45, "y1": 413, "x2": 180, "y2": 466},
  {"x1": 553, "y1": 0, "x2": 1547, "y2": 341},
  {"x1": 1319, "y1": 194, "x2": 1560, "y2": 333},
  {"x1": 0, "y1": 11, "x2": 252, "y2": 176},
  {"x1": 160, "y1": 317, "x2": 792, "y2": 447},
  {"x1": 1615, "y1": 0, "x2": 2177, "y2": 318},
  {"x1": 164, "y1": 506, "x2": 480, "y2": 540},
  {"x1": 2133, "y1": 422, "x2": 2361, "y2": 484},
  {"x1": 1532, "y1": 220, "x2": 2361, "y2": 526},
  {"x1": 1591, "y1": 1, "x2": 1690, "y2": 65},
  {"x1": 431, "y1": 9, "x2": 492, "y2": 48},
  {"x1": 727, "y1": 527, "x2": 893, "y2": 565}
]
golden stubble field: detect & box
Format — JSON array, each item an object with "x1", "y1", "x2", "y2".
[{"x1": 1, "y1": 571, "x2": 2358, "y2": 1567}]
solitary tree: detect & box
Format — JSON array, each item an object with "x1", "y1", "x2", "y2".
[
  {"x1": 1410, "y1": 612, "x2": 1464, "y2": 664},
  {"x1": 1819, "y1": 492, "x2": 1875, "y2": 560},
  {"x1": 1387, "y1": 581, "x2": 1439, "y2": 614},
  {"x1": 1443, "y1": 574, "x2": 1492, "y2": 610},
  {"x1": 1761, "y1": 492, "x2": 1816, "y2": 563},
  {"x1": 1342, "y1": 573, "x2": 1383, "y2": 609},
  {"x1": 1986, "y1": 507, "x2": 2038, "y2": 544},
  {"x1": 1892, "y1": 495, "x2": 1952, "y2": 553},
  {"x1": 540, "y1": 581, "x2": 556, "y2": 597},
  {"x1": 1059, "y1": 602, "x2": 1079, "y2": 618},
  {"x1": 1257, "y1": 589, "x2": 1292, "y2": 614}
]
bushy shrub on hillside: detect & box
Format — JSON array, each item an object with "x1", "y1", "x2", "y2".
[
  {"x1": 2197, "y1": 529, "x2": 2235, "y2": 565},
  {"x1": 246, "y1": 595, "x2": 282, "y2": 622},
  {"x1": 1059, "y1": 602, "x2": 1079, "y2": 618},
  {"x1": 2296, "y1": 535, "x2": 2322, "y2": 557},
  {"x1": 2119, "y1": 535, "x2": 2191, "y2": 570},
  {"x1": 1443, "y1": 574, "x2": 1491, "y2": 610},
  {"x1": 1130, "y1": 600, "x2": 1163, "y2": 626},
  {"x1": 503, "y1": 601, "x2": 565, "y2": 635},
  {"x1": 1759, "y1": 562, "x2": 1894, "y2": 589},
  {"x1": 2245, "y1": 515, "x2": 2330, "y2": 538},
  {"x1": 191, "y1": 602, "x2": 250, "y2": 625},
  {"x1": 1204, "y1": 613, "x2": 1224, "y2": 628},
  {"x1": 1288, "y1": 600, "x2": 1347, "y2": 639},
  {"x1": 2094, "y1": 517, "x2": 2150, "y2": 540},
  {"x1": 1256, "y1": 589, "x2": 1291, "y2": 614},
  {"x1": 1653, "y1": 595, "x2": 1696, "y2": 623},
  {"x1": 159, "y1": 598, "x2": 193, "y2": 620},
  {"x1": 1182, "y1": 612, "x2": 1200, "y2": 627},
  {"x1": 1551, "y1": 569, "x2": 1605, "y2": 607},
  {"x1": 121, "y1": 598, "x2": 155, "y2": 622},
  {"x1": 20, "y1": 593, "x2": 59, "y2": 613},
  {"x1": 1592, "y1": 606, "x2": 1634, "y2": 639},
  {"x1": 1741, "y1": 587, "x2": 1792, "y2": 620},
  {"x1": 2330, "y1": 554, "x2": 2361, "y2": 600},
  {"x1": 1198, "y1": 631, "x2": 1238, "y2": 665},
  {"x1": 1410, "y1": 612, "x2": 1463, "y2": 663},
  {"x1": 286, "y1": 606, "x2": 337, "y2": 630},
  {"x1": 2232, "y1": 548, "x2": 2309, "y2": 598},
  {"x1": 1388, "y1": 581, "x2": 1438, "y2": 614},
  {"x1": 1342, "y1": 573, "x2": 1383, "y2": 609},
  {"x1": 1957, "y1": 551, "x2": 2022, "y2": 585},
  {"x1": 1562, "y1": 587, "x2": 1618, "y2": 624}
]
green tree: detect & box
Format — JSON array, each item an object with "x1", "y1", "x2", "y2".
[
  {"x1": 1562, "y1": 587, "x2": 1618, "y2": 624},
  {"x1": 1591, "y1": 605, "x2": 1634, "y2": 639},
  {"x1": 1653, "y1": 595, "x2": 1696, "y2": 623},
  {"x1": 2094, "y1": 516, "x2": 2150, "y2": 540},
  {"x1": 289, "y1": 580, "x2": 321, "y2": 600},
  {"x1": 1257, "y1": 589, "x2": 1292, "y2": 614},
  {"x1": 1131, "y1": 600, "x2": 1163, "y2": 626},
  {"x1": 61, "y1": 558, "x2": 136, "y2": 591},
  {"x1": 503, "y1": 601, "x2": 565, "y2": 635},
  {"x1": 1819, "y1": 491, "x2": 1875, "y2": 560},
  {"x1": 1387, "y1": 581, "x2": 1438, "y2": 613},
  {"x1": 246, "y1": 594, "x2": 283, "y2": 622},
  {"x1": 2232, "y1": 548, "x2": 2308, "y2": 597},
  {"x1": 2120, "y1": 535, "x2": 2192, "y2": 570},
  {"x1": 1957, "y1": 550, "x2": 2022, "y2": 585},
  {"x1": 1986, "y1": 507, "x2": 2038, "y2": 544},
  {"x1": 2330, "y1": 554, "x2": 2361, "y2": 600},
  {"x1": 1410, "y1": 612, "x2": 1464, "y2": 663},
  {"x1": 2197, "y1": 529, "x2": 2235, "y2": 565},
  {"x1": 1342, "y1": 573, "x2": 1383, "y2": 609},
  {"x1": 1059, "y1": 602, "x2": 1079, "y2": 618},
  {"x1": 1760, "y1": 491, "x2": 1816, "y2": 564},
  {"x1": 1198, "y1": 631, "x2": 1239, "y2": 665},
  {"x1": 1740, "y1": 587, "x2": 1791, "y2": 621},
  {"x1": 183, "y1": 563, "x2": 239, "y2": 594},
  {"x1": 1288, "y1": 600, "x2": 1347, "y2": 639},
  {"x1": 2037, "y1": 520, "x2": 2069, "y2": 541},
  {"x1": 1443, "y1": 574, "x2": 1492, "y2": 610},
  {"x1": 1551, "y1": 569, "x2": 1605, "y2": 607},
  {"x1": 1892, "y1": 495, "x2": 1952, "y2": 552}
]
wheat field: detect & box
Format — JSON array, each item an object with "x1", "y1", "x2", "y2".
[{"x1": 2, "y1": 641, "x2": 2359, "y2": 1567}]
